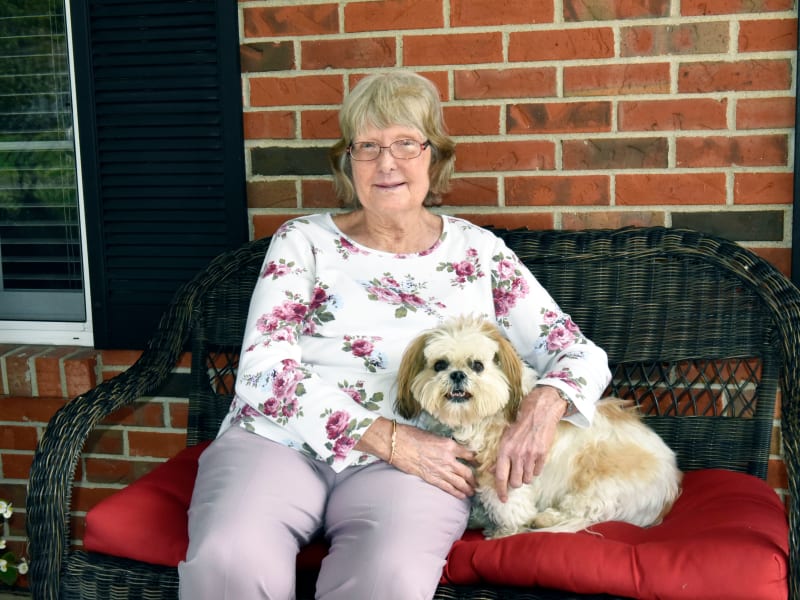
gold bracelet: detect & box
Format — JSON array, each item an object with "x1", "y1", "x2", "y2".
[
  {"x1": 388, "y1": 419, "x2": 398, "y2": 465},
  {"x1": 555, "y1": 388, "x2": 579, "y2": 417}
]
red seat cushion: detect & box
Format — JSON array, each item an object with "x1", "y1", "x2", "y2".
[
  {"x1": 84, "y1": 441, "x2": 209, "y2": 568},
  {"x1": 84, "y1": 446, "x2": 788, "y2": 599},
  {"x1": 442, "y1": 469, "x2": 788, "y2": 600}
]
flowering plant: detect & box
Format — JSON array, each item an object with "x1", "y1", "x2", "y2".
[{"x1": 0, "y1": 499, "x2": 28, "y2": 586}]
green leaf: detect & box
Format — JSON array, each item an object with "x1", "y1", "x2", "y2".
[
  {"x1": 0, "y1": 551, "x2": 18, "y2": 586},
  {"x1": 0, "y1": 567, "x2": 17, "y2": 586}
]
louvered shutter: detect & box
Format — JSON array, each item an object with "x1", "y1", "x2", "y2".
[{"x1": 71, "y1": 0, "x2": 246, "y2": 349}]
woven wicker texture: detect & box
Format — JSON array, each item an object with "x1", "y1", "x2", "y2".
[{"x1": 26, "y1": 226, "x2": 800, "y2": 599}]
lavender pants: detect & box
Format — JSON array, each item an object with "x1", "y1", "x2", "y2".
[{"x1": 178, "y1": 426, "x2": 470, "y2": 600}]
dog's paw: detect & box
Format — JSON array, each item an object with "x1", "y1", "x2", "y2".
[
  {"x1": 484, "y1": 525, "x2": 526, "y2": 539},
  {"x1": 531, "y1": 508, "x2": 566, "y2": 529}
]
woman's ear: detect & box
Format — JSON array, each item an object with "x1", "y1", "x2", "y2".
[{"x1": 394, "y1": 333, "x2": 429, "y2": 419}]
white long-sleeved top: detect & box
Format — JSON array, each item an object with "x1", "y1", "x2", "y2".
[{"x1": 219, "y1": 214, "x2": 612, "y2": 472}]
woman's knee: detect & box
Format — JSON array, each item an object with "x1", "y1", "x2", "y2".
[
  {"x1": 180, "y1": 529, "x2": 298, "y2": 599},
  {"x1": 316, "y1": 540, "x2": 446, "y2": 600}
]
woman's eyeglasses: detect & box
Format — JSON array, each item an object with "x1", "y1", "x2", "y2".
[{"x1": 348, "y1": 139, "x2": 430, "y2": 161}]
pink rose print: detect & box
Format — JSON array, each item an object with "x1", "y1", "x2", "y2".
[
  {"x1": 538, "y1": 308, "x2": 587, "y2": 356},
  {"x1": 240, "y1": 404, "x2": 262, "y2": 419},
  {"x1": 510, "y1": 276, "x2": 529, "y2": 296},
  {"x1": 342, "y1": 385, "x2": 362, "y2": 404},
  {"x1": 546, "y1": 326, "x2": 577, "y2": 351},
  {"x1": 364, "y1": 273, "x2": 443, "y2": 318},
  {"x1": 493, "y1": 288, "x2": 516, "y2": 317},
  {"x1": 343, "y1": 336, "x2": 386, "y2": 372},
  {"x1": 496, "y1": 258, "x2": 516, "y2": 279},
  {"x1": 249, "y1": 286, "x2": 336, "y2": 353},
  {"x1": 367, "y1": 285, "x2": 403, "y2": 304},
  {"x1": 564, "y1": 317, "x2": 580, "y2": 333},
  {"x1": 274, "y1": 301, "x2": 307, "y2": 323},
  {"x1": 544, "y1": 369, "x2": 587, "y2": 396},
  {"x1": 546, "y1": 370, "x2": 572, "y2": 383},
  {"x1": 350, "y1": 338, "x2": 374, "y2": 357},
  {"x1": 261, "y1": 260, "x2": 292, "y2": 279},
  {"x1": 326, "y1": 410, "x2": 351, "y2": 439},
  {"x1": 335, "y1": 236, "x2": 370, "y2": 259},
  {"x1": 543, "y1": 310, "x2": 560, "y2": 324},
  {"x1": 333, "y1": 436, "x2": 356, "y2": 459},
  {"x1": 262, "y1": 397, "x2": 281, "y2": 417},
  {"x1": 281, "y1": 397, "x2": 300, "y2": 418},
  {"x1": 437, "y1": 249, "x2": 484, "y2": 287},
  {"x1": 255, "y1": 299, "x2": 308, "y2": 335},
  {"x1": 454, "y1": 261, "x2": 475, "y2": 278},
  {"x1": 491, "y1": 252, "x2": 529, "y2": 326},
  {"x1": 271, "y1": 326, "x2": 296, "y2": 343},
  {"x1": 256, "y1": 313, "x2": 280, "y2": 334},
  {"x1": 340, "y1": 237, "x2": 358, "y2": 252},
  {"x1": 309, "y1": 287, "x2": 328, "y2": 310},
  {"x1": 399, "y1": 293, "x2": 426, "y2": 308},
  {"x1": 272, "y1": 361, "x2": 305, "y2": 401},
  {"x1": 338, "y1": 380, "x2": 383, "y2": 411},
  {"x1": 240, "y1": 360, "x2": 309, "y2": 425}
]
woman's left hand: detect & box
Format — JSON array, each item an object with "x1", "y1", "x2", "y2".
[{"x1": 492, "y1": 385, "x2": 567, "y2": 502}]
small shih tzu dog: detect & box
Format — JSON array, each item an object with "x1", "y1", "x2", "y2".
[{"x1": 395, "y1": 316, "x2": 682, "y2": 538}]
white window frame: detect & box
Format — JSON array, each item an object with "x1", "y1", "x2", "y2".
[{"x1": 0, "y1": 0, "x2": 93, "y2": 347}]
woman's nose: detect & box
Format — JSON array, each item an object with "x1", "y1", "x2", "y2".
[{"x1": 374, "y1": 147, "x2": 398, "y2": 169}]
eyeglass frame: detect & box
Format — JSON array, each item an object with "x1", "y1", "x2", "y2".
[{"x1": 347, "y1": 139, "x2": 431, "y2": 161}]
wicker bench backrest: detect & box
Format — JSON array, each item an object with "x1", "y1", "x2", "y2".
[{"x1": 181, "y1": 226, "x2": 791, "y2": 480}]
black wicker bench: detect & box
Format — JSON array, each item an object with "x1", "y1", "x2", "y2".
[{"x1": 26, "y1": 226, "x2": 800, "y2": 599}]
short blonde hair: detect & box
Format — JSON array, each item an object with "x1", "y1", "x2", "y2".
[{"x1": 329, "y1": 70, "x2": 456, "y2": 207}]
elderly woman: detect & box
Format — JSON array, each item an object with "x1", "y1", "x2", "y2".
[{"x1": 178, "y1": 70, "x2": 611, "y2": 599}]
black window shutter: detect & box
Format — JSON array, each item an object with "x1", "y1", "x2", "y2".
[{"x1": 71, "y1": 0, "x2": 247, "y2": 349}]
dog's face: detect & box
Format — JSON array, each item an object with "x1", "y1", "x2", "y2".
[{"x1": 395, "y1": 317, "x2": 526, "y2": 427}]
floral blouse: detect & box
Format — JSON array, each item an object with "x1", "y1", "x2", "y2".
[{"x1": 218, "y1": 214, "x2": 611, "y2": 472}]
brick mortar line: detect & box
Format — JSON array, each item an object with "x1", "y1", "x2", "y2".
[
  {"x1": 239, "y1": 54, "x2": 798, "y2": 80},
  {"x1": 240, "y1": 93, "x2": 798, "y2": 113},
  {"x1": 238, "y1": 16, "x2": 800, "y2": 45}
]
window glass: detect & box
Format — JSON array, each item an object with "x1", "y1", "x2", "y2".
[{"x1": 0, "y1": 0, "x2": 85, "y2": 324}]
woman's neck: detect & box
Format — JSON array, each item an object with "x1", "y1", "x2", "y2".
[{"x1": 334, "y1": 209, "x2": 442, "y2": 254}]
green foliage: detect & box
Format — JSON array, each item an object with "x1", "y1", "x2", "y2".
[{"x1": 0, "y1": 500, "x2": 28, "y2": 586}]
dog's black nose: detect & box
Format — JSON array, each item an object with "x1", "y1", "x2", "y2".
[
  {"x1": 450, "y1": 371, "x2": 466, "y2": 385},
  {"x1": 447, "y1": 370, "x2": 471, "y2": 402}
]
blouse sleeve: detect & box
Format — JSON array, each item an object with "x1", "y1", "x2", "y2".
[
  {"x1": 233, "y1": 224, "x2": 380, "y2": 470},
  {"x1": 489, "y1": 237, "x2": 612, "y2": 426}
]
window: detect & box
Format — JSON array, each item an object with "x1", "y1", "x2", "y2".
[
  {"x1": 0, "y1": 0, "x2": 91, "y2": 345},
  {"x1": 1, "y1": 0, "x2": 246, "y2": 349}
]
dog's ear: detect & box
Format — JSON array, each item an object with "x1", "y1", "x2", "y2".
[
  {"x1": 394, "y1": 332, "x2": 428, "y2": 419},
  {"x1": 492, "y1": 329, "x2": 525, "y2": 422}
]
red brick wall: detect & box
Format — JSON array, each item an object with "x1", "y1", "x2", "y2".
[
  {"x1": 0, "y1": 0, "x2": 796, "y2": 574},
  {"x1": 0, "y1": 348, "x2": 189, "y2": 564},
  {"x1": 240, "y1": 0, "x2": 796, "y2": 278}
]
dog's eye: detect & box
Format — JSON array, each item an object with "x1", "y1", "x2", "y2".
[
  {"x1": 471, "y1": 360, "x2": 484, "y2": 373},
  {"x1": 433, "y1": 359, "x2": 448, "y2": 372}
]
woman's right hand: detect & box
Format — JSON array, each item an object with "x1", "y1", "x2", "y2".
[{"x1": 391, "y1": 422, "x2": 478, "y2": 499}]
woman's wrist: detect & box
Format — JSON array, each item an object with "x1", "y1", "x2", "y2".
[
  {"x1": 353, "y1": 416, "x2": 398, "y2": 463},
  {"x1": 534, "y1": 384, "x2": 578, "y2": 418}
]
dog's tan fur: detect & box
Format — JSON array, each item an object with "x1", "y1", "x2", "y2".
[{"x1": 396, "y1": 316, "x2": 682, "y2": 538}]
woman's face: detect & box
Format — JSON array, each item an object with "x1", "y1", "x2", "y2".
[{"x1": 350, "y1": 124, "x2": 432, "y2": 214}]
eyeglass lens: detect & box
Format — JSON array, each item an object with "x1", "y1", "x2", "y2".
[{"x1": 349, "y1": 140, "x2": 426, "y2": 160}]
